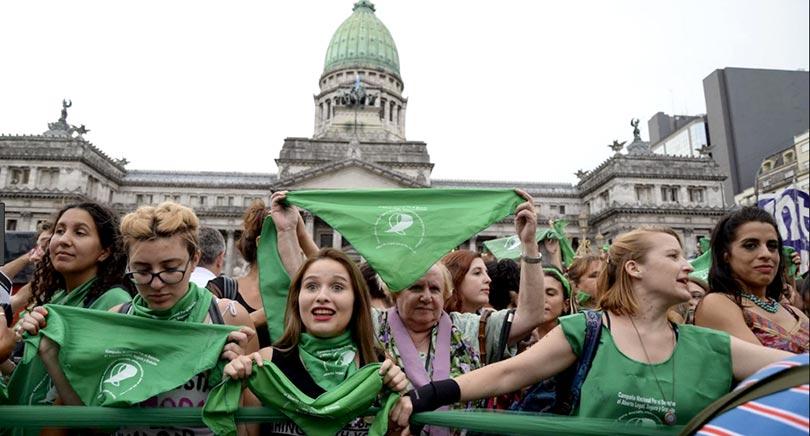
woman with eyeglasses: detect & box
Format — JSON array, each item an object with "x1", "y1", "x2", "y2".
[
  {"x1": 6, "y1": 202, "x2": 132, "y2": 419},
  {"x1": 21, "y1": 202, "x2": 258, "y2": 436}
]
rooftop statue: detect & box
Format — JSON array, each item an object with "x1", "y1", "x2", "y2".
[
  {"x1": 608, "y1": 139, "x2": 626, "y2": 153},
  {"x1": 630, "y1": 118, "x2": 641, "y2": 141},
  {"x1": 60, "y1": 99, "x2": 72, "y2": 122}
]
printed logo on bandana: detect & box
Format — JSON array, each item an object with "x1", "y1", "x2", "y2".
[
  {"x1": 97, "y1": 348, "x2": 159, "y2": 402},
  {"x1": 374, "y1": 207, "x2": 426, "y2": 253},
  {"x1": 98, "y1": 358, "x2": 144, "y2": 401},
  {"x1": 503, "y1": 235, "x2": 520, "y2": 251}
]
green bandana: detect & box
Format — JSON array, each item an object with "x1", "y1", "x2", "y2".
[
  {"x1": 203, "y1": 362, "x2": 397, "y2": 436},
  {"x1": 257, "y1": 215, "x2": 292, "y2": 344},
  {"x1": 483, "y1": 220, "x2": 576, "y2": 267},
  {"x1": 285, "y1": 189, "x2": 523, "y2": 291},
  {"x1": 576, "y1": 290, "x2": 592, "y2": 307},
  {"x1": 3, "y1": 279, "x2": 130, "y2": 417},
  {"x1": 19, "y1": 304, "x2": 235, "y2": 407},
  {"x1": 129, "y1": 282, "x2": 211, "y2": 322},
  {"x1": 298, "y1": 332, "x2": 358, "y2": 391},
  {"x1": 543, "y1": 267, "x2": 571, "y2": 297}
]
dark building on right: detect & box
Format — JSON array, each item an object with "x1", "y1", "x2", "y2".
[{"x1": 703, "y1": 67, "x2": 810, "y2": 205}]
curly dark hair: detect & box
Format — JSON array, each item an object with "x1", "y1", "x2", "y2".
[
  {"x1": 708, "y1": 206, "x2": 785, "y2": 306},
  {"x1": 31, "y1": 202, "x2": 130, "y2": 308},
  {"x1": 487, "y1": 258, "x2": 520, "y2": 310}
]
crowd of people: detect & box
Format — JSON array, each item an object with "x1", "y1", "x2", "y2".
[{"x1": 0, "y1": 189, "x2": 807, "y2": 435}]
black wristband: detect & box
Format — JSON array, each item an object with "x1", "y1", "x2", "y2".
[{"x1": 407, "y1": 379, "x2": 461, "y2": 414}]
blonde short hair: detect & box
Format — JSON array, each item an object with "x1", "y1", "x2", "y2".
[{"x1": 120, "y1": 201, "x2": 200, "y2": 258}]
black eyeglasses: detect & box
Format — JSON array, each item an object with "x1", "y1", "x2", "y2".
[{"x1": 126, "y1": 260, "x2": 191, "y2": 285}]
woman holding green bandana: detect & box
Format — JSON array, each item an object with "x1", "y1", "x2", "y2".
[
  {"x1": 218, "y1": 248, "x2": 409, "y2": 436},
  {"x1": 24, "y1": 202, "x2": 258, "y2": 436},
  {"x1": 8, "y1": 202, "x2": 132, "y2": 417},
  {"x1": 391, "y1": 226, "x2": 793, "y2": 428}
]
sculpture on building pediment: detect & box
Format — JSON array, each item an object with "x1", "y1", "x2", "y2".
[
  {"x1": 60, "y1": 99, "x2": 72, "y2": 122},
  {"x1": 45, "y1": 99, "x2": 91, "y2": 139},
  {"x1": 575, "y1": 169, "x2": 588, "y2": 179},
  {"x1": 630, "y1": 118, "x2": 641, "y2": 141},
  {"x1": 696, "y1": 144, "x2": 711, "y2": 156},
  {"x1": 608, "y1": 139, "x2": 626, "y2": 153}
]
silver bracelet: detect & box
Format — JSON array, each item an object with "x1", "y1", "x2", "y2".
[{"x1": 521, "y1": 253, "x2": 543, "y2": 264}]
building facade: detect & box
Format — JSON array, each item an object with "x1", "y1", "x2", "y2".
[
  {"x1": 736, "y1": 130, "x2": 810, "y2": 205},
  {"x1": 1, "y1": 1, "x2": 728, "y2": 273},
  {"x1": 703, "y1": 67, "x2": 810, "y2": 204}
]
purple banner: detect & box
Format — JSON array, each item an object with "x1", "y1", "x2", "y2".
[{"x1": 758, "y1": 188, "x2": 810, "y2": 275}]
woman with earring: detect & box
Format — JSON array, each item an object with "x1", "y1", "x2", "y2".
[
  {"x1": 5, "y1": 202, "x2": 132, "y2": 416},
  {"x1": 696, "y1": 206, "x2": 809, "y2": 353}
]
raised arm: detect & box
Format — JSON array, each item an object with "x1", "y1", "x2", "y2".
[
  {"x1": 296, "y1": 213, "x2": 319, "y2": 259},
  {"x1": 270, "y1": 191, "x2": 305, "y2": 277},
  {"x1": 508, "y1": 189, "x2": 545, "y2": 342}
]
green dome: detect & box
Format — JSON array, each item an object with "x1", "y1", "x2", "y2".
[{"x1": 323, "y1": 1, "x2": 400, "y2": 78}]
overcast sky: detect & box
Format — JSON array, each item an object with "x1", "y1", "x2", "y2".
[{"x1": 1, "y1": 0, "x2": 808, "y2": 184}]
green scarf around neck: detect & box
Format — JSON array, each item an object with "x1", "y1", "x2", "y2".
[
  {"x1": 203, "y1": 361, "x2": 397, "y2": 436},
  {"x1": 129, "y1": 282, "x2": 212, "y2": 322},
  {"x1": 298, "y1": 331, "x2": 358, "y2": 391},
  {"x1": 49, "y1": 277, "x2": 98, "y2": 307}
]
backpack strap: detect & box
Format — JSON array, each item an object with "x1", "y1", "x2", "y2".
[
  {"x1": 491, "y1": 309, "x2": 515, "y2": 363},
  {"x1": 208, "y1": 298, "x2": 225, "y2": 325},
  {"x1": 118, "y1": 302, "x2": 133, "y2": 314},
  {"x1": 567, "y1": 310, "x2": 603, "y2": 413},
  {"x1": 477, "y1": 309, "x2": 494, "y2": 363},
  {"x1": 206, "y1": 276, "x2": 238, "y2": 301}
]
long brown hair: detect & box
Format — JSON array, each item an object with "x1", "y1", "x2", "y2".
[
  {"x1": 274, "y1": 248, "x2": 379, "y2": 366},
  {"x1": 237, "y1": 200, "x2": 270, "y2": 266},
  {"x1": 441, "y1": 249, "x2": 479, "y2": 312},
  {"x1": 598, "y1": 226, "x2": 682, "y2": 316}
]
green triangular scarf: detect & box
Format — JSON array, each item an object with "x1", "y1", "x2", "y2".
[
  {"x1": 202, "y1": 362, "x2": 397, "y2": 436},
  {"x1": 129, "y1": 282, "x2": 210, "y2": 322},
  {"x1": 3, "y1": 278, "x2": 129, "y2": 410},
  {"x1": 298, "y1": 332, "x2": 358, "y2": 391},
  {"x1": 20, "y1": 304, "x2": 236, "y2": 407},
  {"x1": 483, "y1": 220, "x2": 576, "y2": 267},
  {"x1": 285, "y1": 188, "x2": 523, "y2": 290},
  {"x1": 257, "y1": 215, "x2": 291, "y2": 344}
]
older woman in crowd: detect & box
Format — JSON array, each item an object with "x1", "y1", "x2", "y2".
[
  {"x1": 372, "y1": 189, "x2": 544, "y2": 432},
  {"x1": 696, "y1": 206, "x2": 809, "y2": 353},
  {"x1": 391, "y1": 226, "x2": 793, "y2": 430}
]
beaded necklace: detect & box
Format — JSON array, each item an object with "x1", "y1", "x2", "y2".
[{"x1": 741, "y1": 292, "x2": 779, "y2": 313}]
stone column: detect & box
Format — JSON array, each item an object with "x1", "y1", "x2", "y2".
[
  {"x1": 332, "y1": 229, "x2": 342, "y2": 249},
  {"x1": 224, "y1": 230, "x2": 235, "y2": 276},
  {"x1": 468, "y1": 235, "x2": 477, "y2": 251},
  {"x1": 304, "y1": 213, "x2": 315, "y2": 237}
]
